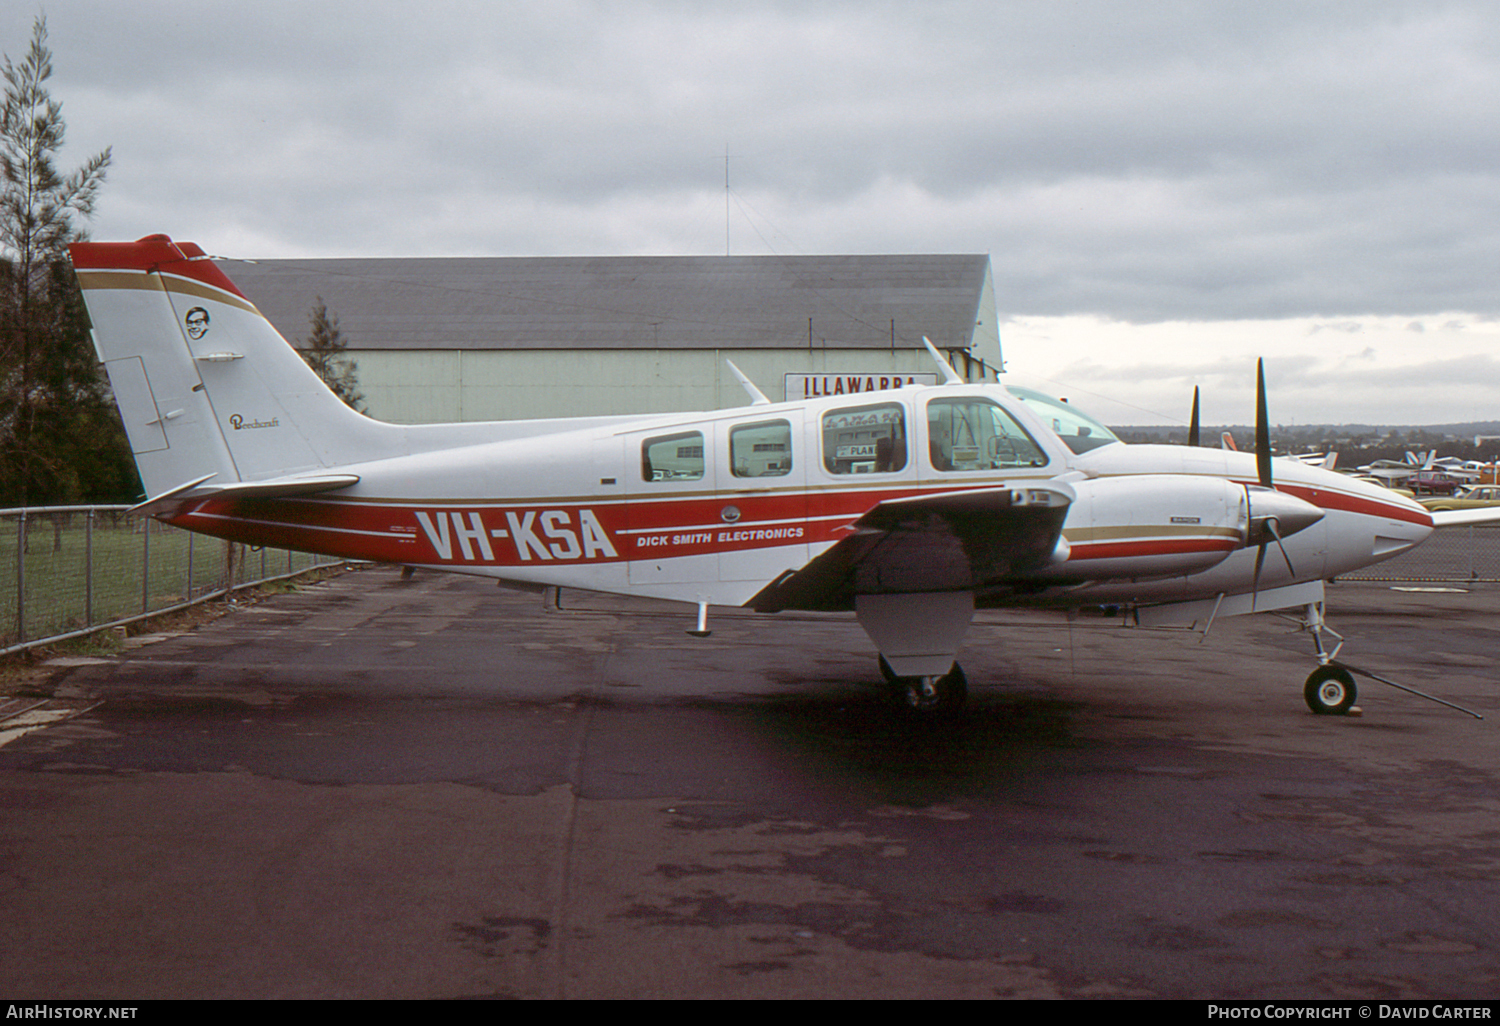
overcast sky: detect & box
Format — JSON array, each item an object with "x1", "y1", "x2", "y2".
[{"x1": 10, "y1": 1, "x2": 1500, "y2": 426}]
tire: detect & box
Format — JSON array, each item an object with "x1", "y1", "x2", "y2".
[
  {"x1": 936, "y1": 663, "x2": 968, "y2": 711},
  {"x1": 882, "y1": 659, "x2": 968, "y2": 714},
  {"x1": 1305, "y1": 665, "x2": 1357, "y2": 715}
]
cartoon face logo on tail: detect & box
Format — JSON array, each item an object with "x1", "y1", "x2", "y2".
[{"x1": 184, "y1": 307, "x2": 210, "y2": 339}]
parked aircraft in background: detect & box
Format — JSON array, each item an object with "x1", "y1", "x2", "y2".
[
  {"x1": 69, "y1": 235, "x2": 1497, "y2": 718},
  {"x1": 1359, "y1": 458, "x2": 1420, "y2": 486}
]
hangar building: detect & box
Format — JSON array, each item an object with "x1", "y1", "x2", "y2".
[{"x1": 227, "y1": 254, "x2": 1002, "y2": 424}]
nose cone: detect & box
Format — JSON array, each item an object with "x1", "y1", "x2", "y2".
[{"x1": 1246, "y1": 486, "x2": 1325, "y2": 540}]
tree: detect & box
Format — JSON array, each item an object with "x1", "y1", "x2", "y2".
[
  {"x1": 299, "y1": 297, "x2": 365, "y2": 412},
  {"x1": 0, "y1": 16, "x2": 122, "y2": 506}
]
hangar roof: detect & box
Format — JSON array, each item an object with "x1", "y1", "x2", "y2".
[{"x1": 225, "y1": 253, "x2": 996, "y2": 356}]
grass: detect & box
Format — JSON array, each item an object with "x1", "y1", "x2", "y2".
[
  {"x1": 0, "y1": 511, "x2": 339, "y2": 648},
  {"x1": 0, "y1": 563, "x2": 348, "y2": 694}
]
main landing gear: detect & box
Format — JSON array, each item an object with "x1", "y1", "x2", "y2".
[
  {"x1": 879, "y1": 656, "x2": 968, "y2": 714},
  {"x1": 857, "y1": 593, "x2": 975, "y2": 716}
]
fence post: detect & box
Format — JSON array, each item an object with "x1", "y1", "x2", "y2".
[
  {"x1": 15, "y1": 511, "x2": 25, "y2": 645},
  {"x1": 142, "y1": 516, "x2": 150, "y2": 615},
  {"x1": 85, "y1": 508, "x2": 95, "y2": 627}
]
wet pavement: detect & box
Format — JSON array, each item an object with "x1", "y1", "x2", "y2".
[{"x1": 2, "y1": 567, "x2": 1498, "y2": 998}]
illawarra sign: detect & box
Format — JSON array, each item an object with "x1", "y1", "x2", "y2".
[{"x1": 784, "y1": 373, "x2": 940, "y2": 401}]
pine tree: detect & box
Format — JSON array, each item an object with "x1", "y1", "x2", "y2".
[
  {"x1": 300, "y1": 296, "x2": 365, "y2": 412},
  {"x1": 0, "y1": 16, "x2": 121, "y2": 506}
]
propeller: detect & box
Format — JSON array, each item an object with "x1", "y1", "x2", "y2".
[
  {"x1": 1255, "y1": 358, "x2": 1271, "y2": 490},
  {"x1": 1187, "y1": 387, "x2": 1200, "y2": 448},
  {"x1": 1244, "y1": 358, "x2": 1322, "y2": 608}
]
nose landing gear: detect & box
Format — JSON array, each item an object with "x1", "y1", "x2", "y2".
[
  {"x1": 1304, "y1": 663, "x2": 1357, "y2": 716},
  {"x1": 1290, "y1": 600, "x2": 1482, "y2": 719},
  {"x1": 1297, "y1": 601, "x2": 1357, "y2": 715}
]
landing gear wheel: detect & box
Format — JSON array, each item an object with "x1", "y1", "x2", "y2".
[
  {"x1": 879, "y1": 657, "x2": 968, "y2": 714},
  {"x1": 1305, "y1": 665, "x2": 1357, "y2": 716}
]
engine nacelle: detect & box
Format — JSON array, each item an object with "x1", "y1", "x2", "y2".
[{"x1": 1036, "y1": 474, "x2": 1252, "y2": 583}]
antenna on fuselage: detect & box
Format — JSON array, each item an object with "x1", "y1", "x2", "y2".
[
  {"x1": 726, "y1": 359, "x2": 771, "y2": 405},
  {"x1": 922, "y1": 337, "x2": 964, "y2": 385}
]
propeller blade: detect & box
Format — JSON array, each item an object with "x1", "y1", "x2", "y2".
[
  {"x1": 1265, "y1": 517, "x2": 1296, "y2": 577},
  {"x1": 1256, "y1": 358, "x2": 1271, "y2": 488},
  {"x1": 1251, "y1": 516, "x2": 1297, "y2": 613},
  {"x1": 1188, "y1": 387, "x2": 1200, "y2": 448},
  {"x1": 1251, "y1": 535, "x2": 1267, "y2": 610}
]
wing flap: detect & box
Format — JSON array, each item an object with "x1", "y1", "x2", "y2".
[{"x1": 750, "y1": 482, "x2": 1073, "y2": 612}]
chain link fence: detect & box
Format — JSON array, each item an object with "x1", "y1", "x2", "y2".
[
  {"x1": 1343, "y1": 524, "x2": 1500, "y2": 582},
  {"x1": 1, "y1": 505, "x2": 343, "y2": 655},
  {"x1": 3, "y1": 506, "x2": 1492, "y2": 654}
]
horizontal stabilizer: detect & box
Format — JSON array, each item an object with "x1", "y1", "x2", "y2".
[{"x1": 131, "y1": 473, "x2": 359, "y2": 516}]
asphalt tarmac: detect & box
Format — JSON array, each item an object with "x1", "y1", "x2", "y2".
[{"x1": 2, "y1": 566, "x2": 1498, "y2": 999}]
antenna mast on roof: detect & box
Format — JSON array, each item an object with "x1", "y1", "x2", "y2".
[{"x1": 725, "y1": 143, "x2": 730, "y2": 257}]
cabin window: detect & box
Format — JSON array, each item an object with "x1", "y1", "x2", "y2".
[
  {"x1": 926, "y1": 398, "x2": 1048, "y2": 471},
  {"x1": 642, "y1": 431, "x2": 704, "y2": 481},
  {"x1": 821, "y1": 402, "x2": 908, "y2": 475},
  {"x1": 731, "y1": 420, "x2": 792, "y2": 478}
]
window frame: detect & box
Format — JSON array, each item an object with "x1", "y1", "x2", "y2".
[
  {"x1": 924, "y1": 396, "x2": 1050, "y2": 473},
  {"x1": 820, "y1": 401, "x2": 909, "y2": 476},
  {"x1": 729, "y1": 418, "x2": 794, "y2": 479},
  {"x1": 641, "y1": 429, "x2": 706, "y2": 482}
]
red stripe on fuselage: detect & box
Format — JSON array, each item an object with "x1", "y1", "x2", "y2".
[
  {"x1": 1238, "y1": 480, "x2": 1433, "y2": 528},
  {"x1": 1067, "y1": 537, "x2": 1239, "y2": 561},
  {"x1": 172, "y1": 482, "x2": 1027, "y2": 568},
  {"x1": 171, "y1": 479, "x2": 1288, "y2": 571}
]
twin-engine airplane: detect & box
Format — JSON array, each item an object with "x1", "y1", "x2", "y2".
[{"x1": 68, "y1": 235, "x2": 1487, "y2": 716}]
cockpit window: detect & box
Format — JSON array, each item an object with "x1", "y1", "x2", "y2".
[
  {"x1": 1009, "y1": 386, "x2": 1121, "y2": 454},
  {"x1": 926, "y1": 397, "x2": 1048, "y2": 471}
]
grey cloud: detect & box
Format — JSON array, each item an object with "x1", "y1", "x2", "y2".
[{"x1": 13, "y1": 0, "x2": 1500, "y2": 325}]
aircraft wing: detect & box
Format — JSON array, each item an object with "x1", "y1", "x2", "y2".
[
  {"x1": 1430, "y1": 507, "x2": 1500, "y2": 528},
  {"x1": 749, "y1": 482, "x2": 1074, "y2": 613}
]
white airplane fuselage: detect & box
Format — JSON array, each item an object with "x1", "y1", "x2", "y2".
[
  {"x1": 169, "y1": 383, "x2": 1433, "y2": 611},
  {"x1": 68, "y1": 235, "x2": 1437, "y2": 696}
]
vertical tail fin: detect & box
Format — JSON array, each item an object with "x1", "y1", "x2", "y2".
[{"x1": 69, "y1": 235, "x2": 386, "y2": 499}]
